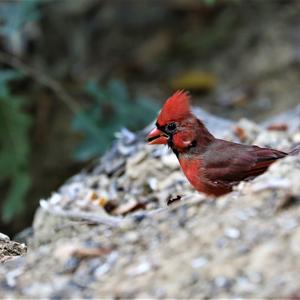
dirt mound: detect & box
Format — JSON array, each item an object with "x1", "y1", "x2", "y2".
[{"x1": 1, "y1": 106, "x2": 300, "y2": 298}]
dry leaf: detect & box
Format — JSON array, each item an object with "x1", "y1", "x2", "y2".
[
  {"x1": 234, "y1": 126, "x2": 247, "y2": 142},
  {"x1": 73, "y1": 247, "x2": 112, "y2": 259},
  {"x1": 170, "y1": 71, "x2": 216, "y2": 92},
  {"x1": 267, "y1": 123, "x2": 288, "y2": 131}
]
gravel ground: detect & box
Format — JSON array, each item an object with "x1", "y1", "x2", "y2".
[{"x1": 1, "y1": 106, "x2": 300, "y2": 298}]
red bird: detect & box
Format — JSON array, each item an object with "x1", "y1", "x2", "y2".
[{"x1": 147, "y1": 90, "x2": 291, "y2": 196}]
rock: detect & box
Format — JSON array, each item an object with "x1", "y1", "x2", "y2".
[
  {"x1": 224, "y1": 227, "x2": 240, "y2": 239},
  {"x1": 0, "y1": 104, "x2": 300, "y2": 298},
  {"x1": 0, "y1": 233, "x2": 10, "y2": 241},
  {"x1": 0, "y1": 236, "x2": 27, "y2": 263}
]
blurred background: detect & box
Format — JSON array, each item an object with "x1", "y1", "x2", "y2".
[{"x1": 0, "y1": 0, "x2": 300, "y2": 236}]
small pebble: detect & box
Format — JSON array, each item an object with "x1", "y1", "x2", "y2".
[
  {"x1": 128, "y1": 261, "x2": 151, "y2": 276},
  {"x1": 94, "y1": 263, "x2": 111, "y2": 278},
  {"x1": 0, "y1": 233, "x2": 10, "y2": 241},
  {"x1": 225, "y1": 227, "x2": 241, "y2": 239},
  {"x1": 148, "y1": 177, "x2": 158, "y2": 191},
  {"x1": 277, "y1": 217, "x2": 298, "y2": 231},
  {"x1": 214, "y1": 276, "x2": 231, "y2": 289},
  {"x1": 191, "y1": 257, "x2": 208, "y2": 269}
]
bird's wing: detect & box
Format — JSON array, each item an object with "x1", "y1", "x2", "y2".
[{"x1": 203, "y1": 141, "x2": 287, "y2": 184}]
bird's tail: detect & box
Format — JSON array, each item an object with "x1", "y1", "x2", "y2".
[{"x1": 289, "y1": 144, "x2": 300, "y2": 156}]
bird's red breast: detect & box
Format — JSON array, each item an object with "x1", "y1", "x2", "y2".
[{"x1": 179, "y1": 155, "x2": 233, "y2": 196}]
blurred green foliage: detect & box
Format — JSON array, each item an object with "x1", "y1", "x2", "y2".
[
  {"x1": 0, "y1": 0, "x2": 208, "y2": 224},
  {"x1": 0, "y1": 0, "x2": 39, "y2": 37},
  {"x1": 0, "y1": 73, "x2": 159, "y2": 222},
  {"x1": 72, "y1": 79, "x2": 159, "y2": 161},
  {"x1": 202, "y1": 0, "x2": 218, "y2": 5},
  {"x1": 0, "y1": 0, "x2": 166, "y2": 223},
  {"x1": 0, "y1": 71, "x2": 31, "y2": 222},
  {"x1": 0, "y1": 0, "x2": 40, "y2": 222}
]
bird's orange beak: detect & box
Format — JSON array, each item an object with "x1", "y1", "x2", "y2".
[{"x1": 147, "y1": 127, "x2": 168, "y2": 145}]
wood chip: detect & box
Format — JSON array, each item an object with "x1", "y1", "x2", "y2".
[
  {"x1": 112, "y1": 200, "x2": 146, "y2": 216},
  {"x1": 73, "y1": 247, "x2": 112, "y2": 259},
  {"x1": 234, "y1": 126, "x2": 247, "y2": 142},
  {"x1": 267, "y1": 123, "x2": 288, "y2": 131}
]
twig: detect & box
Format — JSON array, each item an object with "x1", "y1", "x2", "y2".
[
  {"x1": 39, "y1": 196, "x2": 206, "y2": 228},
  {"x1": 0, "y1": 50, "x2": 81, "y2": 114},
  {"x1": 39, "y1": 200, "x2": 123, "y2": 227}
]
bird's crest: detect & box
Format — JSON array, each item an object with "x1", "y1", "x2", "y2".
[{"x1": 157, "y1": 90, "x2": 191, "y2": 124}]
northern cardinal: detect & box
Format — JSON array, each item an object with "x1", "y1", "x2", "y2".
[{"x1": 147, "y1": 90, "x2": 295, "y2": 196}]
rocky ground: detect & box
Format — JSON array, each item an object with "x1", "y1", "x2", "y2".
[
  {"x1": 1, "y1": 105, "x2": 300, "y2": 298},
  {"x1": 0, "y1": 233, "x2": 26, "y2": 264}
]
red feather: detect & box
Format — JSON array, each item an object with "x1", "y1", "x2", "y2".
[{"x1": 157, "y1": 90, "x2": 191, "y2": 125}]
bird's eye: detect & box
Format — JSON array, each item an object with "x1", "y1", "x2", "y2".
[{"x1": 166, "y1": 122, "x2": 177, "y2": 133}]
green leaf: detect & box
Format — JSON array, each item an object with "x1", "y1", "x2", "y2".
[
  {"x1": 71, "y1": 111, "x2": 107, "y2": 161},
  {"x1": 73, "y1": 137, "x2": 106, "y2": 162},
  {"x1": 2, "y1": 172, "x2": 31, "y2": 222},
  {"x1": 0, "y1": 0, "x2": 40, "y2": 37},
  {"x1": 107, "y1": 79, "x2": 129, "y2": 103},
  {"x1": 71, "y1": 111, "x2": 102, "y2": 138},
  {"x1": 84, "y1": 80, "x2": 105, "y2": 102},
  {"x1": 0, "y1": 69, "x2": 23, "y2": 84},
  {"x1": 0, "y1": 70, "x2": 24, "y2": 98},
  {"x1": 202, "y1": 0, "x2": 217, "y2": 5},
  {"x1": 72, "y1": 79, "x2": 159, "y2": 161},
  {"x1": 0, "y1": 78, "x2": 31, "y2": 222}
]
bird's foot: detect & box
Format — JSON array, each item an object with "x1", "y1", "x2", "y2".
[{"x1": 167, "y1": 194, "x2": 183, "y2": 206}]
